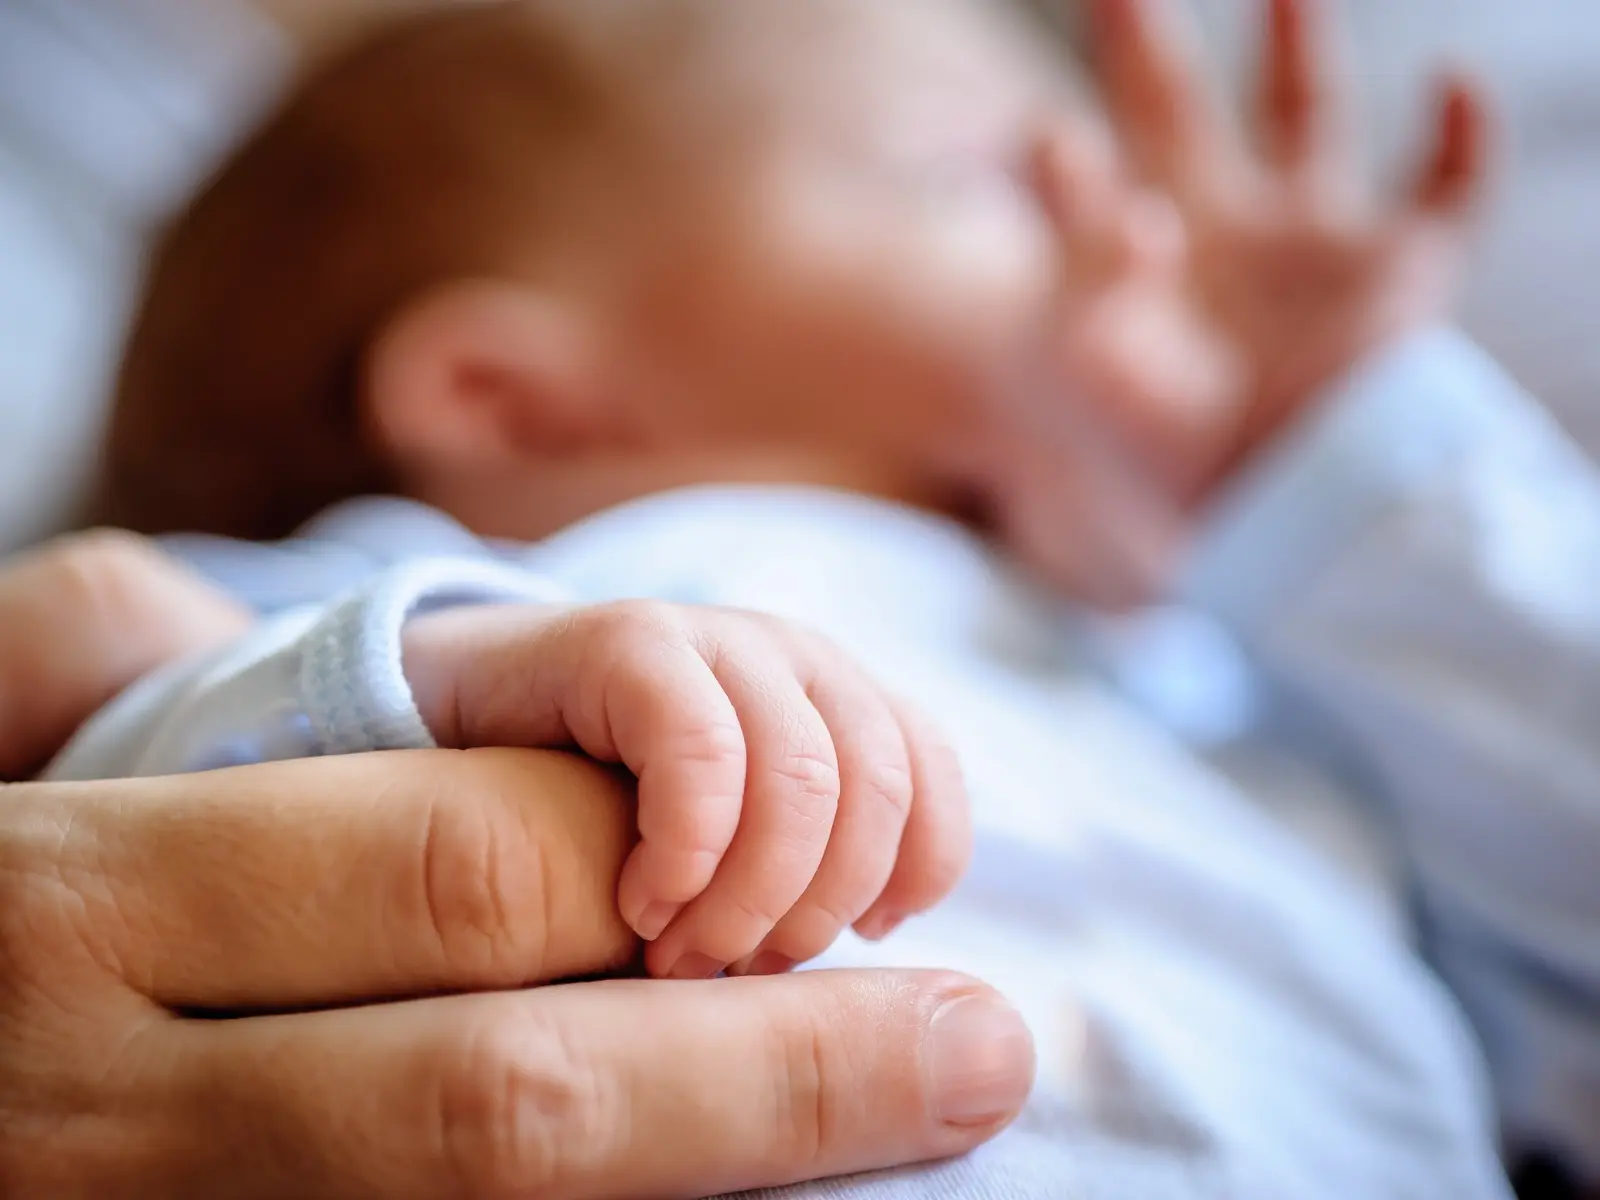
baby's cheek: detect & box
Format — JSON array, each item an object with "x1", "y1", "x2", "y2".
[
  {"x1": 775, "y1": 156, "x2": 1053, "y2": 344},
  {"x1": 931, "y1": 182, "x2": 1051, "y2": 292},
  {"x1": 896, "y1": 180, "x2": 1055, "y2": 341}
]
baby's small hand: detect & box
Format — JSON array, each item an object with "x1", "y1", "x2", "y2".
[
  {"x1": 1086, "y1": 0, "x2": 1491, "y2": 500},
  {"x1": 403, "y1": 602, "x2": 970, "y2": 979}
]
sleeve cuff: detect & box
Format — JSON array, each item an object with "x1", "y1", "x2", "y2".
[
  {"x1": 1180, "y1": 327, "x2": 1525, "y2": 633},
  {"x1": 299, "y1": 558, "x2": 572, "y2": 756}
]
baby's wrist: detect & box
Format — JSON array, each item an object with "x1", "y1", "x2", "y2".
[
  {"x1": 401, "y1": 604, "x2": 569, "y2": 750},
  {"x1": 399, "y1": 610, "x2": 469, "y2": 749},
  {"x1": 296, "y1": 558, "x2": 575, "y2": 758}
]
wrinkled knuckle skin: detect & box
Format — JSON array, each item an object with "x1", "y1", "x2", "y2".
[
  {"x1": 857, "y1": 757, "x2": 915, "y2": 825},
  {"x1": 419, "y1": 797, "x2": 548, "y2": 986},
  {"x1": 434, "y1": 1015, "x2": 596, "y2": 1199},
  {"x1": 672, "y1": 715, "x2": 748, "y2": 776},
  {"x1": 774, "y1": 1022, "x2": 834, "y2": 1172},
  {"x1": 585, "y1": 599, "x2": 684, "y2": 647},
  {"x1": 777, "y1": 748, "x2": 843, "y2": 815},
  {"x1": 580, "y1": 601, "x2": 695, "y2": 691},
  {"x1": 0, "y1": 854, "x2": 68, "y2": 1009},
  {"x1": 0, "y1": 811, "x2": 127, "y2": 1199}
]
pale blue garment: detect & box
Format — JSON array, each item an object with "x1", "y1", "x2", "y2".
[
  {"x1": 50, "y1": 327, "x2": 1595, "y2": 1196},
  {"x1": 1185, "y1": 329, "x2": 1600, "y2": 1181}
]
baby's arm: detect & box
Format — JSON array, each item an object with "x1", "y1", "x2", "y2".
[
  {"x1": 47, "y1": 559, "x2": 971, "y2": 981},
  {"x1": 0, "y1": 530, "x2": 249, "y2": 780}
]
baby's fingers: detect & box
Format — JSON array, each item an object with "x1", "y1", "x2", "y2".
[
  {"x1": 583, "y1": 609, "x2": 750, "y2": 942},
  {"x1": 855, "y1": 696, "x2": 972, "y2": 942},
  {"x1": 407, "y1": 603, "x2": 749, "y2": 943},
  {"x1": 646, "y1": 627, "x2": 841, "y2": 979},
  {"x1": 1410, "y1": 75, "x2": 1491, "y2": 221},
  {"x1": 731, "y1": 661, "x2": 915, "y2": 975},
  {"x1": 1255, "y1": 0, "x2": 1355, "y2": 189},
  {"x1": 1090, "y1": 0, "x2": 1246, "y2": 205}
]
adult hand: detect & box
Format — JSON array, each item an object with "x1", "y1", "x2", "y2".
[{"x1": 0, "y1": 748, "x2": 1034, "y2": 1198}]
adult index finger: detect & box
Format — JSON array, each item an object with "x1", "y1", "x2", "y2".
[{"x1": 11, "y1": 748, "x2": 639, "y2": 1013}]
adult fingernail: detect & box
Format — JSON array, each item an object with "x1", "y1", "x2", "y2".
[
  {"x1": 666, "y1": 952, "x2": 723, "y2": 981},
  {"x1": 633, "y1": 902, "x2": 683, "y2": 942},
  {"x1": 926, "y1": 993, "x2": 1036, "y2": 1128}
]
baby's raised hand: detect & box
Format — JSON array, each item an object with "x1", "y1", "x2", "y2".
[
  {"x1": 403, "y1": 602, "x2": 970, "y2": 979},
  {"x1": 1087, "y1": 0, "x2": 1490, "y2": 501}
]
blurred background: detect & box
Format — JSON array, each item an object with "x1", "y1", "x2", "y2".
[{"x1": 4, "y1": 0, "x2": 1599, "y2": 554}]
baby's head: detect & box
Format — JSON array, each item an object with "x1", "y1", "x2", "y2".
[{"x1": 104, "y1": 0, "x2": 1211, "y2": 582}]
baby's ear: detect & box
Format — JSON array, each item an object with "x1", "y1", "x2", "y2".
[{"x1": 363, "y1": 280, "x2": 607, "y2": 472}]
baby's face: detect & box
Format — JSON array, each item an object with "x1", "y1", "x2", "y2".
[{"x1": 598, "y1": 1, "x2": 1217, "y2": 557}]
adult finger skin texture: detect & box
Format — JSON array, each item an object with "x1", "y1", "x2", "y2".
[
  {"x1": 11, "y1": 748, "x2": 639, "y2": 1012},
  {"x1": 167, "y1": 970, "x2": 1036, "y2": 1199},
  {"x1": 405, "y1": 604, "x2": 750, "y2": 943}
]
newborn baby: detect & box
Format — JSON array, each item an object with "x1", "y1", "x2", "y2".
[
  {"x1": 90, "y1": 0, "x2": 1196, "y2": 985},
  {"x1": 98, "y1": 0, "x2": 1481, "y2": 605},
  {"x1": 62, "y1": 1, "x2": 1584, "y2": 1193},
  {"x1": 98, "y1": 0, "x2": 1262, "y2": 607},
  {"x1": 83, "y1": 0, "x2": 1489, "y2": 1073}
]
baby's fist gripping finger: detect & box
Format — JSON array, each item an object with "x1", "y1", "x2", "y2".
[
  {"x1": 403, "y1": 602, "x2": 750, "y2": 941},
  {"x1": 404, "y1": 603, "x2": 968, "y2": 979},
  {"x1": 726, "y1": 670, "x2": 971, "y2": 979},
  {"x1": 644, "y1": 616, "x2": 847, "y2": 979},
  {"x1": 564, "y1": 604, "x2": 757, "y2": 942},
  {"x1": 652, "y1": 625, "x2": 973, "y2": 981}
]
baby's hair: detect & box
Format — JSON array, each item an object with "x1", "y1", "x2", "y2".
[
  {"x1": 100, "y1": 0, "x2": 1064, "y2": 540},
  {"x1": 98, "y1": 2, "x2": 645, "y2": 539}
]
